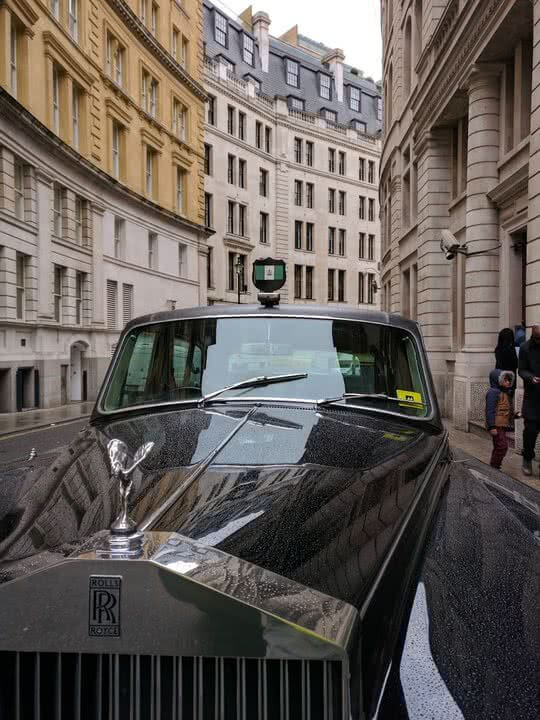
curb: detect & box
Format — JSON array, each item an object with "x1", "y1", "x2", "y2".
[{"x1": 0, "y1": 414, "x2": 91, "y2": 440}]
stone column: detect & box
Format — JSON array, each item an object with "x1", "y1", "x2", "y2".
[
  {"x1": 36, "y1": 169, "x2": 54, "y2": 319},
  {"x1": 528, "y1": 0, "x2": 540, "y2": 328},
  {"x1": 414, "y1": 129, "x2": 453, "y2": 412},
  {"x1": 91, "y1": 204, "x2": 105, "y2": 326}
]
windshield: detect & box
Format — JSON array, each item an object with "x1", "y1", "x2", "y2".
[{"x1": 101, "y1": 316, "x2": 431, "y2": 418}]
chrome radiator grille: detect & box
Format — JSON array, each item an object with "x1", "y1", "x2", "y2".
[{"x1": 0, "y1": 652, "x2": 347, "y2": 719}]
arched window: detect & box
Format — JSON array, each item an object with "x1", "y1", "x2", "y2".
[
  {"x1": 403, "y1": 17, "x2": 412, "y2": 97},
  {"x1": 414, "y1": 0, "x2": 423, "y2": 63}
]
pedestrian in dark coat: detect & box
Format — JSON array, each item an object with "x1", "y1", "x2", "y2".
[
  {"x1": 485, "y1": 370, "x2": 515, "y2": 470},
  {"x1": 518, "y1": 324, "x2": 540, "y2": 476},
  {"x1": 495, "y1": 328, "x2": 518, "y2": 377}
]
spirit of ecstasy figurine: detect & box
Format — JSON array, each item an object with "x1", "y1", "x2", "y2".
[{"x1": 108, "y1": 439, "x2": 154, "y2": 535}]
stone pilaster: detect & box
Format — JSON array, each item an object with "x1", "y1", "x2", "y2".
[
  {"x1": 0, "y1": 245, "x2": 16, "y2": 320},
  {"x1": 63, "y1": 267, "x2": 76, "y2": 325},
  {"x1": 0, "y1": 145, "x2": 15, "y2": 214},
  {"x1": 91, "y1": 203, "x2": 105, "y2": 326},
  {"x1": 36, "y1": 169, "x2": 54, "y2": 319}
]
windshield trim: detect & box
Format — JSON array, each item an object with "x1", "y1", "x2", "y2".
[{"x1": 94, "y1": 313, "x2": 437, "y2": 423}]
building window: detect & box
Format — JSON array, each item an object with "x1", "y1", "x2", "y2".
[
  {"x1": 68, "y1": 0, "x2": 78, "y2": 42},
  {"x1": 215, "y1": 12, "x2": 228, "y2": 46},
  {"x1": 255, "y1": 121, "x2": 262, "y2": 149},
  {"x1": 114, "y1": 217, "x2": 124, "y2": 258},
  {"x1": 260, "y1": 212, "x2": 268, "y2": 244},
  {"x1": 328, "y1": 269, "x2": 335, "y2": 301},
  {"x1": 172, "y1": 28, "x2": 179, "y2": 60},
  {"x1": 227, "y1": 201, "x2": 235, "y2": 234},
  {"x1": 75, "y1": 272, "x2": 85, "y2": 325},
  {"x1": 368, "y1": 160, "x2": 375, "y2": 183},
  {"x1": 204, "y1": 144, "x2": 212, "y2": 175},
  {"x1": 239, "y1": 159, "x2": 247, "y2": 189},
  {"x1": 53, "y1": 184, "x2": 63, "y2": 236},
  {"x1": 238, "y1": 112, "x2": 246, "y2": 141},
  {"x1": 306, "y1": 266, "x2": 313, "y2": 299},
  {"x1": 352, "y1": 120, "x2": 367, "y2": 133},
  {"x1": 173, "y1": 99, "x2": 187, "y2": 141},
  {"x1": 145, "y1": 147, "x2": 156, "y2": 197},
  {"x1": 260, "y1": 168, "x2": 268, "y2": 197},
  {"x1": 53, "y1": 265, "x2": 64, "y2": 322},
  {"x1": 451, "y1": 118, "x2": 468, "y2": 199},
  {"x1": 204, "y1": 193, "x2": 213, "y2": 227},
  {"x1": 107, "y1": 33, "x2": 124, "y2": 87},
  {"x1": 227, "y1": 154, "x2": 236, "y2": 185},
  {"x1": 414, "y1": 0, "x2": 423, "y2": 63},
  {"x1": 9, "y1": 17, "x2": 18, "y2": 98},
  {"x1": 359, "y1": 233, "x2": 365, "y2": 258},
  {"x1": 207, "y1": 247, "x2": 213, "y2": 288},
  {"x1": 290, "y1": 97, "x2": 304, "y2": 111},
  {"x1": 294, "y1": 180, "x2": 303, "y2": 206},
  {"x1": 112, "y1": 121, "x2": 121, "y2": 179},
  {"x1": 350, "y1": 86, "x2": 361, "y2": 112},
  {"x1": 359, "y1": 196, "x2": 365, "y2": 220},
  {"x1": 72, "y1": 86, "x2": 80, "y2": 150},
  {"x1": 367, "y1": 273, "x2": 375, "y2": 304},
  {"x1": 221, "y1": 57, "x2": 234, "y2": 73},
  {"x1": 328, "y1": 227, "x2": 335, "y2": 255},
  {"x1": 51, "y1": 0, "x2": 59, "y2": 20},
  {"x1": 52, "y1": 65, "x2": 60, "y2": 135},
  {"x1": 306, "y1": 223, "x2": 314, "y2": 252},
  {"x1": 358, "y1": 273, "x2": 365, "y2": 304},
  {"x1": 368, "y1": 198, "x2": 375, "y2": 222},
  {"x1": 294, "y1": 265, "x2": 302, "y2": 299},
  {"x1": 14, "y1": 158, "x2": 24, "y2": 220},
  {"x1": 306, "y1": 183, "x2": 314, "y2": 209},
  {"x1": 227, "y1": 105, "x2": 235, "y2": 135},
  {"x1": 338, "y1": 229, "x2": 346, "y2": 257},
  {"x1": 338, "y1": 152, "x2": 345, "y2": 176},
  {"x1": 181, "y1": 36, "x2": 188, "y2": 68},
  {"x1": 207, "y1": 95, "x2": 216, "y2": 125},
  {"x1": 139, "y1": 0, "x2": 146, "y2": 24},
  {"x1": 148, "y1": 232, "x2": 157, "y2": 269},
  {"x1": 15, "y1": 252, "x2": 26, "y2": 320},
  {"x1": 328, "y1": 189, "x2": 335, "y2": 214},
  {"x1": 265, "y1": 127, "x2": 272, "y2": 153},
  {"x1": 294, "y1": 220, "x2": 302, "y2": 250},
  {"x1": 238, "y1": 205, "x2": 247, "y2": 238},
  {"x1": 403, "y1": 16, "x2": 412, "y2": 98},
  {"x1": 306, "y1": 141, "x2": 314, "y2": 167},
  {"x1": 176, "y1": 167, "x2": 185, "y2": 213},
  {"x1": 122, "y1": 282, "x2": 133, "y2": 325},
  {"x1": 286, "y1": 59, "x2": 299, "y2": 87},
  {"x1": 107, "y1": 279, "x2": 118, "y2": 329},
  {"x1": 338, "y1": 270, "x2": 345, "y2": 302},
  {"x1": 150, "y1": 3, "x2": 158, "y2": 36},
  {"x1": 178, "y1": 244, "x2": 186, "y2": 277},
  {"x1": 243, "y1": 34, "x2": 254, "y2": 65},
  {"x1": 328, "y1": 148, "x2": 335, "y2": 173},
  {"x1": 324, "y1": 109, "x2": 337, "y2": 123},
  {"x1": 338, "y1": 191, "x2": 346, "y2": 215},
  {"x1": 320, "y1": 74, "x2": 331, "y2": 100},
  {"x1": 359, "y1": 157, "x2": 365, "y2": 181},
  {"x1": 294, "y1": 137, "x2": 302, "y2": 164},
  {"x1": 74, "y1": 196, "x2": 83, "y2": 243},
  {"x1": 368, "y1": 234, "x2": 375, "y2": 260}
]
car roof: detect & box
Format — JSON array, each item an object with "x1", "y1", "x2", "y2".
[{"x1": 123, "y1": 304, "x2": 420, "y2": 334}]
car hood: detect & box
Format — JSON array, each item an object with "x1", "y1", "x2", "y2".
[{"x1": 0, "y1": 404, "x2": 444, "y2": 605}]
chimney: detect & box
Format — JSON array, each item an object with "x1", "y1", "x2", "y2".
[
  {"x1": 253, "y1": 11, "x2": 271, "y2": 73},
  {"x1": 322, "y1": 48, "x2": 346, "y2": 103}
]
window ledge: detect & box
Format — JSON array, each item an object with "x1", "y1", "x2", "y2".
[
  {"x1": 52, "y1": 235, "x2": 93, "y2": 255},
  {"x1": 0, "y1": 209, "x2": 38, "y2": 235},
  {"x1": 448, "y1": 193, "x2": 466, "y2": 212}
]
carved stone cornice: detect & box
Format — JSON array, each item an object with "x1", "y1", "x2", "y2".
[{"x1": 106, "y1": 0, "x2": 207, "y2": 101}]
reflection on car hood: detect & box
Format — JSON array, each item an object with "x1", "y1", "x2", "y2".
[{"x1": 0, "y1": 405, "x2": 442, "y2": 605}]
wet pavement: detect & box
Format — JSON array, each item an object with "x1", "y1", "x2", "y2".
[{"x1": 0, "y1": 402, "x2": 93, "y2": 438}]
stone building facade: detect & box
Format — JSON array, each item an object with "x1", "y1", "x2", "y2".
[
  {"x1": 202, "y1": 2, "x2": 382, "y2": 306},
  {"x1": 380, "y1": 0, "x2": 539, "y2": 437},
  {"x1": 0, "y1": 0, "x2": 210, "y2": 411}
]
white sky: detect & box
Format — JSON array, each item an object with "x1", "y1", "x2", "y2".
[{"x1": 218, "y1": 0, "x2": 383, "y2": 82}]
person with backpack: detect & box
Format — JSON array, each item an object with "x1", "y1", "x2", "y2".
[{"x1": 485, "y1": 369, "x2": 515, "y2": 470}]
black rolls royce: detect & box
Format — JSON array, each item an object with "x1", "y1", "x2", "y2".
[{"x1": 0, "y1": 303, "x2": 538, "y2": 719}]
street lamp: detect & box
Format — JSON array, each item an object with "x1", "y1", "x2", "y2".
[{"x1": 235, "y1": 255, "x2": 243, "y2": 304}]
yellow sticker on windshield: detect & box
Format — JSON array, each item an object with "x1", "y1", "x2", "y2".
[{"x1": 396, "y1": 389, "x2": 423, "y2": 408}]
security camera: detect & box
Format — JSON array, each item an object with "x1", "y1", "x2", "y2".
[{"x1": 440, "y1": 230, "x2": 462, "y2": 260}]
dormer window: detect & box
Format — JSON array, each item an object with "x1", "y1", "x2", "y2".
[
  {"x1": 220, "y1": 56, "x2": 234, "y2": 73},
  {"x1": 323, "y1": 109, "x2": 337, "y2": 123},
  {"x1": 320, "y1": 74, "x2": 331, "y2": 100},
  {"x1": 286, "y1": 59, "x2": 299, "y2": 87},
  {"x1": 350, "y1": 86, "x2": 361, "y2": 112},
  {"x1": 352, "y1": 119, "x2": 367, "y2": 133},
  {"x1": 289, "y1": 97, "x2": 305, "y2": 111},
  {"x1": 215, "y1": 12, "x2": 228, "y2": 46},
  {"x1": 243, "y1": 35, "x2": 254, "y2": 65}
]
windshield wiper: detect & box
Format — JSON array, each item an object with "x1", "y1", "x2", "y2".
[
  {"x1": 198, "y1": 373, "x2": 308, "y2": 407},
  {"x1": 317, "y1": 392, "x2": 427, "y2": 408}
]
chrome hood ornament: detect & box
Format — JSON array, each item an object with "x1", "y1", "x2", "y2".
[{"x1": 108, "y1": 439, "x2": 154, "y2": 536}]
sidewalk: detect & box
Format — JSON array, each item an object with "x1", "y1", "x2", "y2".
[
  {"x1": 0, "y1": 402, "x2": 93, "y2": 437},
  {"x1": 444, "y1": 420, "x2": 540, "y2": 491}
]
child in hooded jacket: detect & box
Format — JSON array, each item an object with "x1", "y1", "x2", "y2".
[{"x1": 485, "y1": 369, "x2": 515, "y2": 470}]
